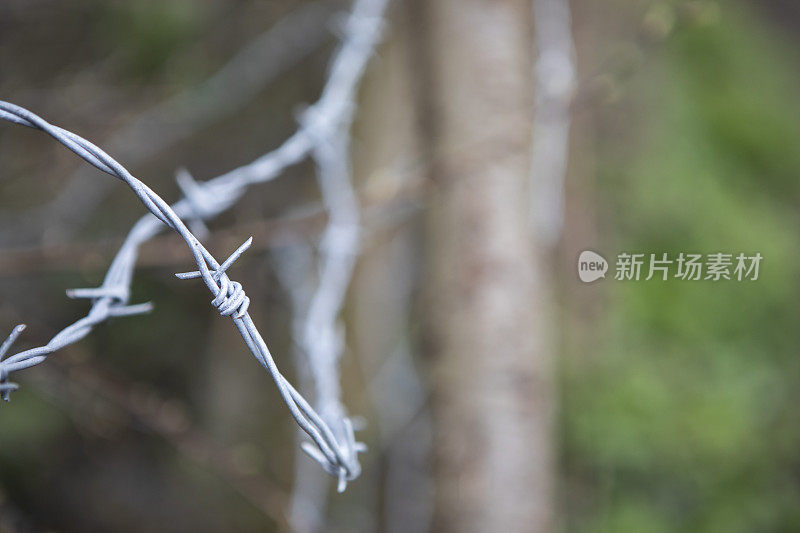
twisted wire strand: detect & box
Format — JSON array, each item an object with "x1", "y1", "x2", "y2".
[
  {"x1": 275, "y1": 0, "x2": 389, "y2": 498},
  {"x1": 0, "y1": 0, "x2": 388, "y2": 488},
  {"x1": 293, "y1": 121, "x2": 362, "y2": 496},
  {"x1": 0, "y1": 102, "x2": 362, "y2": 484}
]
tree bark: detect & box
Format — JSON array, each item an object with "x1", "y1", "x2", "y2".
[{"x1": 418, "y1": 0, "x2": 555, "y2": 531}]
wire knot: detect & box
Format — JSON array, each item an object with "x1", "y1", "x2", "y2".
[
  {"x1": 297, "y1": 101, "x2": 355, "y2": 147},
  {"x1": 300, "y1": 415, "x2": 367, "y2": 492},
  {"x1": 175, "y1": 237, "x2": 253, "y2": 319},
  {"x1": 211, "y1": 277, "x2": 250, "y2": 318}
]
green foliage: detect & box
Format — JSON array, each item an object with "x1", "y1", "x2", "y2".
[
  {"x1": 98, "y1": 0, "x2": 203, "y2": 78},
  {"x1": 565, "y1": 2, "x2": 800, "y2": 531}
]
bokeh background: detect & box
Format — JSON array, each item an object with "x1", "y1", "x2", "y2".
[{"x1": 1, "y1": 0, "x2": 799, "y2": 531}]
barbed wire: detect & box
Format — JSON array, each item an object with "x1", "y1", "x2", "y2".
[
  {"x1": 0, "y1": 100, "x2": 364, "y2": 486},
  {"x1": 0, "y1": 0, "x2": 389, "y2": 490},
  {"x1": 276, "y1": 95, "x2": 363, "y2": 528},
  {"x1": 297, "y1": 121, "x2": 362, "y2": 481}
]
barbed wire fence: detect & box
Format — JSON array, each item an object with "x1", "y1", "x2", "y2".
[{"x1": 0, "y1": 0, "x2": 389, "y2": 493}]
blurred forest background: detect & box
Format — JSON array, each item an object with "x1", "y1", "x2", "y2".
[{"x1": 1, "y1": 0, "x2": 800, "y2": 531}]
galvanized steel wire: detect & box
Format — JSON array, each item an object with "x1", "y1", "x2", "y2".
[{"x1": 0, "y1": 0, "x2": 389, "y2": 489}]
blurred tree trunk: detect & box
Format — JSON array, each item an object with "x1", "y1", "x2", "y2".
[{"x1": 417, "y1": 0, "x2": 555, "y2": 531}]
